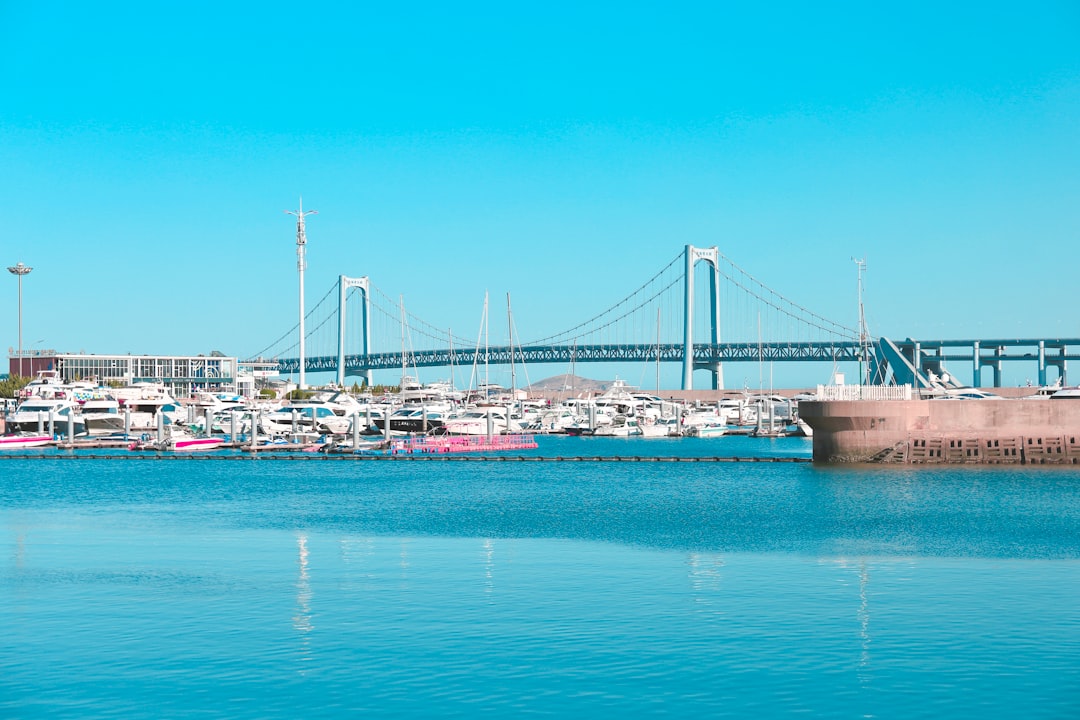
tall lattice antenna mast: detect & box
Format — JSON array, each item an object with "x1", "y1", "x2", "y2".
[
  {"x1": 853, "y1": 256, "x2": 869, "y2": 384},
  {"x1": 286, "y1": 198, "x2": 317, "y2": 389}
]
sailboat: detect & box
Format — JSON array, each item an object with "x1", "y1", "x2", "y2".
[{"x1": 750, "y1": 313, "x2": 792, "y2": 438}]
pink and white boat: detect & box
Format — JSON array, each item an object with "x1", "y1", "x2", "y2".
[
  {"x1": 129, "y1": 428, "x2": 225, "y2": 452},
  {"x1": 170, "y1": 436, "x2": 225, "y2": 451},
  {"x1": 0, "y1": 434, "x2": 54, "y2": 449}
]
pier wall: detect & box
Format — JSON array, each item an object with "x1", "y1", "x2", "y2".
[{"x1": 799, "y1": 399, "x2": 1080, "y2": 464}]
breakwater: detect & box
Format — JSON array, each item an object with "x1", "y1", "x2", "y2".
[
  {"x1": 0, "y1": 452, "x2": 808, "y2": 462},
  {"x1": 800, "y1": 397, "x2": 1080, "y2": 464}
]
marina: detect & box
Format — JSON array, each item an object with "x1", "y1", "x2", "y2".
[
  {"x1": 2, "y1": 440, "x2": 1077, "y2": 718},
  {"x1": 6, "y1": 367, "x2": 1080, "y2": 464},
  {"x1": 6, "y1": 4, "x2": 1079, "y2": 717},
  {"x1": 0, "y1": 370, "x2": 818, "y2": 458}
]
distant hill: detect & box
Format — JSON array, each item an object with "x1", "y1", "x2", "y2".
[{"x1": 526, "y1": 374, "x2": 614, "y2": 392}]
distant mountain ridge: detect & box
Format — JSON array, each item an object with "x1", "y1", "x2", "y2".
[{"x1": 526, "y1": 374, "x2": 615, "y2": 392}]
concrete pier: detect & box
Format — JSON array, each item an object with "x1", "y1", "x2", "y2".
[{"x1": 799, "y1": 398, "x2": 1080, "y2": 464}]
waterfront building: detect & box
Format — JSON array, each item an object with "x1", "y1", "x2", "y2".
[{"x1": 6, "y1": 351, "x2": 279, "y2": 399}]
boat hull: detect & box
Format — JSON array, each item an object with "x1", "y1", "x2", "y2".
[
  {"x1": 0, "y1": 434, "x2": 54, "y2": 449},
  {"x1": 172, "y1": 438, "x2": 226, "y2": 451}
]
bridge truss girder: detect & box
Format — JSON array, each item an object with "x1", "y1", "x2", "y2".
[
  {"x1": 268, "y1": 337, "x2": 1080, "y2": 388},
  {"x1": 274, "y1": 341, "x2": 863, "y2": 377}
]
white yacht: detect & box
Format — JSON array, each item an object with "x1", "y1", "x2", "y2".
[
  {"x1": 78, "y1": 397, "x2": 123, "y2": 436},
  {"x1": 265, "y1": 404, "x2": 353, "y2": 436},
  {"x1": 592, "y1": 414, "x2": 643, "y2": 437},
  {"x1": 105, "y1": 397, "x2": 187, "y2": 433},
  {"x1": 440, "y1": 406, "x2": 523, "y2": 436},
  {"x1": 8, "y1": 397, "x2": 86, "y2": 437},
  {"x1": 371, "y1": 402, "x2": 456, "y2": 435}
]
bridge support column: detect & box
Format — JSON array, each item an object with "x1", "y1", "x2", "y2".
[
  {"x1": 682, "y1": 245, "x2": 724, "y2": 390},
  {"x1": 1038, "y1": 341, "x2": 1047, "y2": 387},
  {"x1": 913, "y1": 341, "x2": 922, "y2": 386},
  {"x1": 972, "y1": 341, "x2": 981, "y2": 388},
  {"x1": 338, "y1": 276, "x2": 372, "y2": 389}
]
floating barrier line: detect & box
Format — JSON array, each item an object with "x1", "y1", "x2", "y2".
[{"x1": 0, "y1": 453, "x2": 810, "y2": 462}]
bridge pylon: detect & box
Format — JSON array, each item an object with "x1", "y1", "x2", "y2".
[
  {"x1": 338, "y1": 275, "x2": 372, "y2": 388},
  {"x1": 682, "y1": 245, "x2": 724, "y2": 390}
]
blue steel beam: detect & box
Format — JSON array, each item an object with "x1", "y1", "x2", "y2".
[
  {"x1": 268, "y1": 336, "x2": 1080, "y2": 385},
  {"x1": 273, "y1": 341, "x2": 864, "y2": 376}
]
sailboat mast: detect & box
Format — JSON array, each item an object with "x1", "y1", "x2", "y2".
[
  {"x1": 656, "y1": 307, "x2": 662, "y2": 393},
  {"x1": 399, "y1": 295, "x2": 407, "y2": 388},
  {"x1": 507, "y1": 292, "x2": 516, "y2": 396},
  {"x1": 484, "y1": 291, "x2": 490, "y2": 396},
  {"x1": 757, "y1": 311, "x2": 763, "y2": 395}
]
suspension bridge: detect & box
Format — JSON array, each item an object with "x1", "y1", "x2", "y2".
[{"x1": 247, "y1": 245, "x2": 1080, "y2": 391}]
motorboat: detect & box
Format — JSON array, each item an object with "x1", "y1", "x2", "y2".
[
  {"x1": 439, "y1": 406, "x2": 523, "y2": 436},
  {"x1": 0, "y1": 433, "x2": 55, "y2": 449},
  {"x1": 592, "y1": 414, "x2": 643, "y2": 437},
  {"x1": 78, "y1": 397, "x2": 123, "y2": 436},
  {"x1": 562, "y1": 405, "x2": 618, "y2": 436},
  {"x1": 683, "y1": 422, "x2": 728, "y2": 438},
  {"x1": 680, "y1": 404, "x2": 739, "y2": 434},
  {"x1": 18, "y1": 370, "x2": 71, "y2": 400},
  {"x1": 8, "y1": 397, "x2": 86, "y2": 437},
  {"x1": 527, "y1": 407, "x2": 584, "y2": 434},
  {"x1": 924, "y1": 388, "x2": 1003, "y2": 400},
  {"x1": 98, "y1": 398, "x2": 187, "y2": 434},
  {"x1": 370, "y1": 403, "x2": 454, "y2": 435},
  {"x1": 129, "y1": 427, "x2": 225, "y2": 452},
  {"x1": 640, "y1": 416, "x2": 681, "y2": 438},
  {"x1": 264, "y1": 403, "x2": 352, "y2": 436}
]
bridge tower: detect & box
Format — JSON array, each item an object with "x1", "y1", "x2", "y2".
[
  {"x1": 682, "y1": 245, "x2": 724, "y2": 390},
  {"x1": 337, "y1": 275, "x2": 372, "y2": 388}
]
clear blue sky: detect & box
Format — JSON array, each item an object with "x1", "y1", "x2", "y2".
[{"x1": 2, "y1": 1, "x2": 1078, "y2": 387}]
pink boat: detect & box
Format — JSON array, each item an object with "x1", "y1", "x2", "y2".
[
  {"x1": 128, "y1": 430, "x2": 225, "y2": 452},
  {"x1": 171, "y1": 436, "x2": 226, "y2": 451},
  {"x1": 0, "y1": 434, "x2": 54, "y2": 449}
]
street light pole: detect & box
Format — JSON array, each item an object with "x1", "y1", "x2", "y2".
[
  {"x1": 7, "y1": 262, "x2": 32, "y2": 378},
  {"x1": 286, "y1": 200, "x2": 317, "y2": 390}
]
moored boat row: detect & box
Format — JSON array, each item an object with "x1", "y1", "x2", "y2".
[{"x1": 2, "y1": 371, "x2": 818, "y2": 452}]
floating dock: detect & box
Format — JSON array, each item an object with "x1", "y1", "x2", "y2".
[{"x1": 373, "y1": 434, "x2": 539, "y2": 455}]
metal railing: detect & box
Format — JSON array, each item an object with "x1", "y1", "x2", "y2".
[{"x1": 815, "y1": 384, "x2": 913, "y2": 401}]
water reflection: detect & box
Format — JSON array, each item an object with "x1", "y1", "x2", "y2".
[
  {"x1": 857, "y1": 561, "x2": 871, "y2": 680},
  {"x1": 686, "y1": 552, "x2": 725, "y2": 617},
  {"x1": 833, "y1": 557, "x2": 874, "y2": 684},
  {"x1": 293, "y1": 533, "x2": 313, "y2": 672},
  {"x1": 483, "y1": 538, "x2": 495, "y2": 597}
]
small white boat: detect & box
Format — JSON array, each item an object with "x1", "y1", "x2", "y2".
[
  {"x1": 129, "y1": 427, "x2": 225, "y2": 452},
  {"x1": 683, "y1": 422, "x2": 728, "y2": 438},
  {"x1": 640, "y1": 416, "x2": 681, "y2": 438},
  {"x1": 0, "y1": 434, "x2": 54, "y2": 449},
  {"x1": 592, "y1": 414, "x2": 643, "y2": 437}
]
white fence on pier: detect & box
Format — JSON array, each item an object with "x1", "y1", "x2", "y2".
[{"x1": 815, "y1": 385, "x2": 913, "y2": 401}]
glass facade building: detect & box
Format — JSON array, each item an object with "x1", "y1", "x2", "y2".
[{"x1": 26, "y1": 354, "x2": 237, "y2": 398}]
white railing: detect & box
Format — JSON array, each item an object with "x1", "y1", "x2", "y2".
[{"x1": 815, "y1": 384, "x2": 913, "y2": 401}]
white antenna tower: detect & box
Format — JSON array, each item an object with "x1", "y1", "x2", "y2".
[
  {"x1": 853, "y1": 256, "x2": 870, "y2": 385},
  {"x1": 287, "y1": 198, "x2": 317, "y2": 390}
]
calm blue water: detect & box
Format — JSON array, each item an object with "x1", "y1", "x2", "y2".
[{"x1": 3, "y1": 436, "x2": 1079, "y2": 718}]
